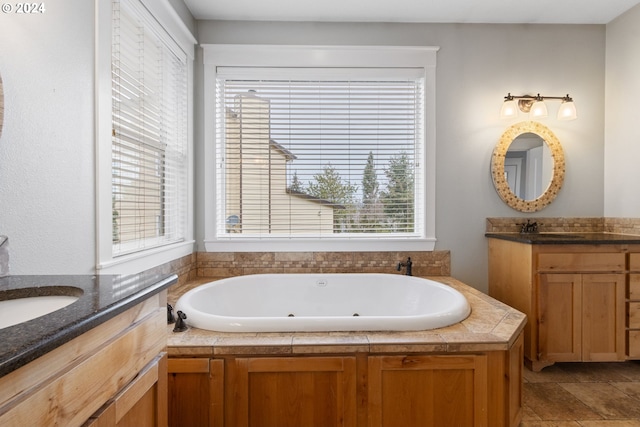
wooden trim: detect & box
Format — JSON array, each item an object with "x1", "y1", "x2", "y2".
[
  {"x1": 210, "y1": 359, "x2": 225, "y2": 427},
  {"x1": 168, "y1": 358, "x2": 211, "y2": 374}
]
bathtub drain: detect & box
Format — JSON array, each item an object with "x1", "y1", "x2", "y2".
[
  {"x1": 287, "y1": 313, "x2": 295, "y2": 317},
  {"x1": 353, "y1": 313, "x2": 360, "y2": 317}
]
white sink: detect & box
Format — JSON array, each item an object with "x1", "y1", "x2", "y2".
[{"x1": 0, "y1": 294, "x2": 80, "y2": 329}]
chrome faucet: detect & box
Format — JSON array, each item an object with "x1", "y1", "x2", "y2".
[{"x1": 397, "y1": 257, "x2": 412, "y2": 276}]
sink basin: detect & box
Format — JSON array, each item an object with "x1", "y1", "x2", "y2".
[{"x1": 0, "y1": 287, "x2": 83, "y2": 330}]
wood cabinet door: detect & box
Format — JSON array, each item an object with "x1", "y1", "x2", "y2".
[
  {"x1": 168, "y1": 358, "x2": 224, "y2": 427},
  {"x1": 85, "y1": 353, "x2": 168, "y2": 427},
  {"x1": 581, "y1": 273, "x2": 626, "y2": 361},
  {"x1": 538, "y1": 274, "x2": 582, "y2": 362},
  {"x1": 227, "y1": 356, "x2": 357, "y2": 427},
  {"x1": 368, "y1": 354, "x2": 488, "y2": 427}
]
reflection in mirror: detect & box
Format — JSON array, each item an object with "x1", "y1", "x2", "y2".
[
  {"x1": 491, "y1": 121, "x2": 565, "y2": 212},
  {"x1": 505, "y1": 133, "x2": 554, "y2": 200}
]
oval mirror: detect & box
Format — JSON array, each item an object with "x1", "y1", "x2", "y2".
[{"x1": 491, "y1": 121, "x2": 565, "y2": 212}]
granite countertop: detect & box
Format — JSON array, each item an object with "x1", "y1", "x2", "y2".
[
  {"x1": 485, "y1": 232, "x2": 640, "y2": 245},
  {"x1": 0, "y1": 271, "x2": 177, "y2": 378},
  {"x1": 166, "y1": 276, "x2": 527, "y2": 357}
]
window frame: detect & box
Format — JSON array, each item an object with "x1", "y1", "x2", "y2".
[
  {"x1": 203, "y1": 44, "x2": 438, "y2": 252},
  {"x1": 96, "y1": 0, "x2": 195, "y2": 274}
]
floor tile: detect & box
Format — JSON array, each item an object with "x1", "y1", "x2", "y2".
[
  {"x1": 612, "y1": 382, "x2": 640, "y2": 400},
  {"x1": 518, "y1": 421, "x2": 581, "y2": 427},
  {"x1": 524, "y1": 383, "x2": 602, "y2": 421},
  {"x1": 578, "y1": 421, "x2": 640, "y2": 427},
  {"x1": 559, "y1": 382, "x2": 640, "y2": 419},
  {"x1": 519, "y1": 421, "x2": 582, "y2": 427}
]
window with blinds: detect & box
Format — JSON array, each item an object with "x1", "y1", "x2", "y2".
[
  {"x1": 215, "y1": 68, "x2": 425, "y2": 239},
  {"x1": 111, "y1": 0, "x2": 188, "y2": 255}
]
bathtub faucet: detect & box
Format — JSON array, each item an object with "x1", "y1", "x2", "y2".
[{"x1": 397, "y1": 257, "x2": 412, "y2": 276}]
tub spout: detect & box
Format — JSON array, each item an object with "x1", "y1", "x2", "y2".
[{"x1": 397, "y1": 257, "x2": 412, "y2": 276}]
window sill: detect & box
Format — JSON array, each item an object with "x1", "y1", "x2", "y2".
[
  {"x1": 98, "y1": 240, "x2": 194, "y2": 275},
  {"x1": 204, "y1": 238, "x2": 436, "y2": 253}
]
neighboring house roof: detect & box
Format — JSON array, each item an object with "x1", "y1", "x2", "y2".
[
  {"x1": 270, "y1": 139, "x2": 297, "y2": 161},
  {"x1": 286, "y1": 188, "x2": 346, "y2": 210}
]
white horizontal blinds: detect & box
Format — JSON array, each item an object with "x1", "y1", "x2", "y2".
[
  {"x1": 216, "y1": 68, "x2": 424, "y2": 238},
  {"x1": 111, "y1": 0, "x2": 188, "y2": 255}
]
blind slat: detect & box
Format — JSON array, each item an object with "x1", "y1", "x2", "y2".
[
  {"x1": 111, "y1": 0, "x2": 187, "y2": 254},
  {"x1": 217, "y1": 75, "x2": 423, "y2": 238}
]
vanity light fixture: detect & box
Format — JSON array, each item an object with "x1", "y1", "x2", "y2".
[{"x1": 500, "y1": 93, "x2": 577, "y2": 121}]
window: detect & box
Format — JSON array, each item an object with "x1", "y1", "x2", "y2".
[
  {"x1": 97, "y1": 0, "x2": 194, "y2": 273},
  {"x1": 204, "y1": 45, "x2": 437, "y2": 252}
]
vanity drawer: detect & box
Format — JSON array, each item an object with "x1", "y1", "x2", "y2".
[
  {"x1": 628, "y1": 302, "x2": 640, "y2": 329},
  {"x1": 537, "y1": 253, "x2": 625, "y2": 272},
  {"x1": 628, "y1": 330, "x2": 640, "y2": 358},
  {"x1": 630, "y1": 274, "x2": 640, "y2": 300},
  {"x1": 630, "y1": 254, "x2": 640, "y2": 272}
]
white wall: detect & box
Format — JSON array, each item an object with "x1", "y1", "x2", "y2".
[
  {"x1": 605, "y1": 4, "x2": 640, "y2": 217},
  {"x1": 195, "y1": 21, "x2": 607, "y2": 291},
  {"x1": 0, "y1": 3, "x2": 96, "y2": 274}
]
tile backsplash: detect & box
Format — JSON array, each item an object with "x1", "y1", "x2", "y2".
[
  {"x1": 195, "y1": 250, "x2": 451, "y2": 279},
  {"x1": 486, "y1": 217, "x2": 640, "y2": 235}
]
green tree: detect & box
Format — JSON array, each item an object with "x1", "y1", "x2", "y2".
[
  {"x1": 288, "y1": 171, "x2": 304, "y2": 193},
  {"x1": 381, "y1": 152, "x2": 414, "y2": 232},
  {"x1": 307, "y1": 164, "x2": 358, "y2": 232},
  {"x1": 360, "y1": 151, "x2": 382, "y2": 231}
]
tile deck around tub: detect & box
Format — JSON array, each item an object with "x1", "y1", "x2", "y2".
[{"x1": 166, "y1": 276, "x2": 526, "y2": 356}]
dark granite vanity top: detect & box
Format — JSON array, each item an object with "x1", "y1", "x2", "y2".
[
  {"x1": 485, "y1": 232, "x2": 640, "y2": 245},
  {"x1": 0, "y1": 272, "x2": 177, "y2": 378}
]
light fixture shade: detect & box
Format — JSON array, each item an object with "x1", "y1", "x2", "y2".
[
  {"x1": 500, "y1": 99, "x2": 518, "y2": 119},
  {"x1": 529, "y1": 100, "x2": 548, "y2": 119},
  {"x1": 557, "y1": 100, "x2": 577, "y2": 120}
]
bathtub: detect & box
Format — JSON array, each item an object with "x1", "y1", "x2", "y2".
[{"x1": 175, "y1": 273, "x2": 471, "y2": 333}]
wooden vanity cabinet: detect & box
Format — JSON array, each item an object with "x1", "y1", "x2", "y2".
[
  {"x1": 489, "y1": 239, "x2": 631, "y2": 371},
  {"x1": 627, "y1": 253, "x2": 640, "y2": 357},
  {"x1": 0, "y1": 292, "x2": 168, "y2": 427},
  {"x1": 168, "y1": 333, "x2": 524, "y2": 427}
]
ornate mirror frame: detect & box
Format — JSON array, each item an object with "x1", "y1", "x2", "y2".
[{"x1": 491, "y1": 121, "x2": 565, "y2": 212}]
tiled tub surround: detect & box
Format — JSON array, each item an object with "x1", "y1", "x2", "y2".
[
  {"x1": 167, "y1": 276, "x2": 525, "y2": 355},
  {"x1": 194, "y1": 250, "x2": 452, "y2": 279},
  {"x1": 167, "y1": 275, "x2": 526, "y2": 427}
]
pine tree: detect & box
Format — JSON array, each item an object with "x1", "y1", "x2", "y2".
[
  {"x1": 360, "y1": 151, "x2": 382, "y2": 231},
  {"x1": 381, "y1": 152, "x2": 414, "y2": 232},
  {"x1": 307, "y1": 164, "x2": 358, "y2": 232},
  {"x1": 288, "y1": 171, "x2": 304, "y2": 193}
]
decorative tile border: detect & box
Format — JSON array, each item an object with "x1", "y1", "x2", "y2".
[
  {"x1": 486, "y1": 217, "x2": 605, "y2": 233},
  {"x1": 605, "y1": 217, "x2": 640, "y2": 236},
  {"x1": 195, "y1": 250, "x2": 451, "y2": 278}
]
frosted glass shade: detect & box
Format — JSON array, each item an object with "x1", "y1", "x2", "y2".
[
  {"x1": 500, "y1": 100, "x2": 518, "y2": 119},
  {"x1": 557, "y1": 101, "x2": 577, "y2": 120},
  {"x1": 529, "y1": 100, "x2": 548, "y2": 119}
]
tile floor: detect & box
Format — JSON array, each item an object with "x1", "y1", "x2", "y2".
[{"x1": 520, "y1": 361, "x2": 640, "y2": 427}]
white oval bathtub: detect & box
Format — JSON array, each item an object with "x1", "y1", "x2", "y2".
[{"x1": 175, "y1": 273, "x2": 471, "y2": 333}]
